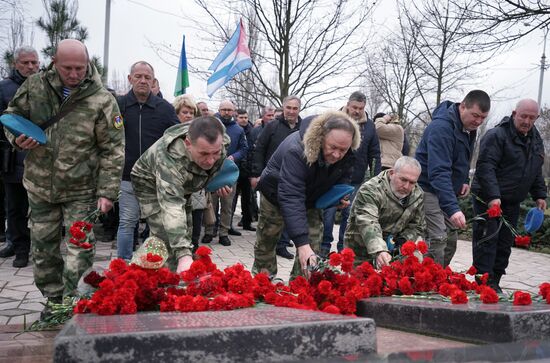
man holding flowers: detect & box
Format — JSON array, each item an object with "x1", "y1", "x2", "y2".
[
  {"x1": 345, "y1": 156, "x2": 426, "y2": 268},
  {"x1": 471, "y1": 98, "x2": 547, "y2": 293},
  {"x1": 415, "y1": 90, "x2": 491, "y2": 267},
  {"x1": 4, "y1": 39, "x2": 125, "y2": 306}
]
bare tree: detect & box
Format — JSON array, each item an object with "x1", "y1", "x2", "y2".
[
  {"x1": 402, "y1": 0, "x2": 494, "y2": 115},
  {"x1": 162, "y1": 0, "x2": 377, "y2": 110},
  {"x1": 109, "y1": 69, "x2": 130, "y2": 96},
  {"x1": 451, "y1": 0, "x2": 550, "y2": 50}
]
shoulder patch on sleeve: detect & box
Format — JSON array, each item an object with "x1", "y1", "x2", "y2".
[{"x1": 113, "y1": 115, "x2": 124, "y2": 129}]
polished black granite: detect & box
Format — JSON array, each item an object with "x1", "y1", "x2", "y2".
[{"x1": 357, "y1": 297, "x2": 550, "y2": 343}]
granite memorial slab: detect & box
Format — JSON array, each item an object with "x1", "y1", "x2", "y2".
[
  {"x1": 295, "y1": 339, "x2": 550, "y2": 362},
  {"x1": 54, "y1": 305, "x2": 376, "y2": 362},
  {"x1": 357, "y1": 297, "x2": 550, "y2": 343}
]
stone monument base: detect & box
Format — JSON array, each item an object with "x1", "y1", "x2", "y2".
[
  {"x1": 54, "y1": 306, "x2": 376, "y2": 362},
  {"x1": 357, "y1": 297, "x2": 550, "y2": 343}
]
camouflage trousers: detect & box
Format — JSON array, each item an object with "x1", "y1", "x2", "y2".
[
  {"x1": 204, "y1": 185, "x2": 236, "y2": 237},
  {"x1": 28, "y1": 193, "x2": 96, "y2": 298},
  {"x1": 252, "y1": 193, "x2": 322, "y2": 280},
  {"x1": 141, "y1": 198, "x2": 194, "y2": 271}
]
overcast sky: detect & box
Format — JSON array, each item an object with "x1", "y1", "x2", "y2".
[{"x1": 23, "y1": 0, "x2": 550, "y2": 123}]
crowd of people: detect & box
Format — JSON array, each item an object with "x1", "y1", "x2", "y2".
[{"x1": 0, "y1": 39, "x2": 546, "y2": 319}]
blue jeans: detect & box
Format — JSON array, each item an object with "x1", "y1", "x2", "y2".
[
  {"x1": 321, "y1": 185, "x2": 358, "y2": 255},
  {"x1": 116, "y1": 181, "x2": 140, "y2": 260}
]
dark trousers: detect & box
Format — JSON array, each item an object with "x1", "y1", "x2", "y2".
[
  {"x1": 4, "y1": 181, "x2": 30, "y2": 256},
  {"x1": 191, "y1": 209, "x2": 204, "y2": 248},
  {"x1": 472, "y1": 197, "x2": 520, "y2": 276},
  {"x1": 233, "y1": 173, "x2": 253, "y2": 227},
  {"x1": 0, "y1": 179, "x2": 5, "y2": 237}
]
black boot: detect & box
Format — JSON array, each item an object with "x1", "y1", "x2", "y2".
[{"x1": 488, "y1": 273, "x2": 503, "y2": 294}]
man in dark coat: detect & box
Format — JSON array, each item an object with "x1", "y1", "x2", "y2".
[
  {"x1": 116, "y1": 61, "x2": 179, "y2": 261},
  {"x1": 415, "y1": 90, "x2": 490, "y2": 267},
  {"x1": 250, "y1": 96, "x2": 302, "y2": 259},
  {"x1": 252, "y1": 111, "x2": 360, "y2": 280},
  {"x1": 0, "y1": 46, "x2": 40, "y2": 267},
  {"x1": 321, "y1": 91, "x2": 381, "y2": 257},
  {"x1": 471, "y1": 98, "x2": 547, "y2": 292}
]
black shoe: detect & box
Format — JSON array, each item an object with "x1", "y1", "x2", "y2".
[
  {"x1": 219, "y1": 236, "x2": 232, "y2": 246},
  {"x1": 0, "y1": 233, "x2": 5, "y2": 243},
  {"x1": 276, "y1": 247, "x2": 294, "y2": 260},
  {"x1": 488, "y1": 274, "x2": 503, "y2": 294},
  {"x1": 0, "y1": 245, "x2": 15, "y2": 258},
  {"x1": 13, "y1": 255, "x2": 29, "y2": 268},
  {"x1": 237, "y1": 220, "x2": 243, "y2": 227},
  {"x1": 243, "y1": 225, "x2": 256, "y2": 231},
  {"x1": 201, "y1": 234, "x2": 213, "y2": 244},
  {"x1": 228, "y1": 228, "x2": 242, "y2": 236}
]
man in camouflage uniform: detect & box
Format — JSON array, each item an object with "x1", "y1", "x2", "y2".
[
  {"x1": 131, "y1": 116, "x2": 229, "y2": 273},
  {"x1": 345, "y1": 156, "x2": 426, "y2": 268},
  {"x1": 5, "y1": 39, "x2": 124, "y2": 303}
]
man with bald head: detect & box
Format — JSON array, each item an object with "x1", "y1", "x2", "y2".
[
  {"x1": 202, "y1": 100, "x2": 248, "y2": 246},
  {"x1": 471, "y1": 98, "x2": 547, "y2": 293},
  {"x1": 4, "y1": 39, "x2": 124, "y2": 313}
]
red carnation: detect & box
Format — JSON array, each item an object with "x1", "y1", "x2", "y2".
[
  {"x1": 514, "y1": 235, "x2": 531, "y2": 247},
  {"x1": 80, "y1": 242, "x2": 93, "y2": 249},
  {"x1": 417, "y1": 241, "x2": 428, "y2": 254},
  {"x1": 539, "y1": 282, "x2": 550, "y2": 298},
  {"x1": 400, "y1": 241, "x2": 416, "y2": 256},
  {"x1": 146, "y1": 253, "x2": 163, "y2": 263},
  {"x1": 398, "y1": 277, "x2": 414, "y2": 295},
  {"x1": 322, "y1": 305, "x2": 341, "y2": 314},
  {"x1": 486, "y1": 204, "x2": 502, "y2": 218},
  {"x1": 480, "y1": 286, "x2": 499, "y2": 304},
  {"x1": 328, "y1": 253, "x2": 343, "y2": 267},
  {"x1": 466, "y1": 266, "x2": 477, "y2": 276},
  {"x1": 69, "y1": 226, "x2": 86, "y2": 241},
  {"x1": 69, "y1": 237, "x2": 80, "y2": 246},
  {"x1": 450, "y1": 289, "x2": 468, "y2": 304},
  {"x1": 195, "y1": 246, "x2": 212, "y2": 257},
  {"x1": 83, "y1": 271, "x2": 105, "y2": 288},
  {"x1": 513, "y1": 291, "x2": 532, "y2": 306},
  {"x1": 317, "y1": 280, "x2": 332, "y2": 295}
]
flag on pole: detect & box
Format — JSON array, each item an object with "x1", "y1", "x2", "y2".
[
  {"x1": 207, "y1": 19, "x2": 252, "y2": 97},
  {"x1": 174, "y1": 35, "x2": 189, "y2": 96}
]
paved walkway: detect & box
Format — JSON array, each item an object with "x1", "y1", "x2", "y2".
[{"x1": 0, "y1": 224, "x2": 548, "y2": 326}]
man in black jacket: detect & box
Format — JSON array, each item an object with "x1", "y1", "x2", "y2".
[
  {"x1": 471, "y1": 99, "x2": 547, "y2": 293},
  {"x1": 321, "y1": 91, "x2": 381, "y2": 257},
  {"x1": 0, "y1": 46, "x2": 39, "y2": 267},
  {"x1": 252, "y1": 111, "x2": 360, "y2": 280},
  {"x1": 116, "y1": 61, "x2": 179, "y2": 260}
]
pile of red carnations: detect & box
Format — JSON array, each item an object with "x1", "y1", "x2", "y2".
[{"x1": 74, "y1": 243, "x2": 550, "y2": 316}]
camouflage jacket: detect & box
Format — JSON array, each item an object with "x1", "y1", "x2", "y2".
[
  {"x1": 131, "y1": 123, "x2": 227, "y2": 259},
  {"x1": 344, "y1": 170, "x2": 426, "y2": 261},
  {"x1": 5, "y1": 62, "x2": 124, "y2": 203}
]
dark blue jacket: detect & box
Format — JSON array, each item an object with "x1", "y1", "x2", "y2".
[
  {"x1": 118, "y1": 90, "x2": 179, "y2": 181},
  {"x1": 472, "y1": 116, "x2": 547, "y2": 204},
  {"x1": 351, "y1": 116, "x2": 381, "y2": 184},
  {"x1": 250, "y1": 114, "x2": 302, "y2": 177},
  {"x1": 215, "y1": 113, "x2": 248, "y2": 162},
  {"x1": 237, "y1": 121, "x2": 255, "y2": 176},
  {"x1": 257, "y1": 116, "x2": 354, "y2": 247},
  {"x1": 0, "y1": 70, "x2": 28, "y2": 183},
  {"x1": 415, "y1": 101, "x2": 477, "y2": 217}
]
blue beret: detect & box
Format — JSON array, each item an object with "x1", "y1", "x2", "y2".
[
  {"x1": 0, "y1": 114, "x2": 47, "y2": 145},
  {"x1": 205, "y1": 158, "x2": 239, "y2": 192},
  {"x1": 315, "y1": 184, "x2": 355, "y2": 209},
  {"x1": 524, "y1": 207, "x2": 544, "y2": 233}
]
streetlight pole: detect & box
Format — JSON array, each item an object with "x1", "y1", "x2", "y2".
[
  {"x1": 102, "y1": 0, "x2": 112, "y2": 85},
  {"x1": 537, "y1": 27, "x2": 549, "y2": 107}
]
